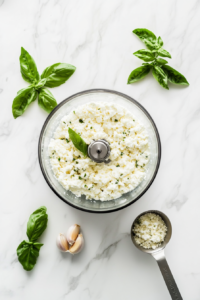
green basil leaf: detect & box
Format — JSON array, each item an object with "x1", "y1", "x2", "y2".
[
  {"x1": 34, "y1": 78, "x2": 47, "y2": 90},
  {"x1": 152, "y1": 66, "x2": 169, "y2": 90},
  {"x1": 162, "y1": 65, "x2": 189, "y2": 85},
  {"x1": 143, "y1": 39, "x2": 158, "y2": 50},
  {"x1": 157, "y1": 47, "x2": 171, "y2": 58},
  {"x1": 157, "y1": 36, "x2": 163, "y2": 48},
  {"x1": 38, "y1": 88, "x2": 57, "y2": 113},
  {"x1": 17, "y1": 241, "x2": 43, "y2": 271},
  {"x1": 26, "y1": 206, "x2": 48, "y2": 242},
  {"x1": 12, "y1": 86, "x2": 37, "y2": 119},
  {"x1": 133, "y1": 49, "x2": 154, "y2": 62},
  {"x1": 133, "y1": 28, "x2": 156, "y2": 43},
  {"x1": 68, "y1": 127, "x2": 88, "y2": 157},
  {"x1": 41, "y1": 63, "x2": 76, "y2": 88},
  {"x1": 127, "y1": 65, "x2": 151, "y2": 84},
  {"x1": 20, "y1": 47, "x2": 40, "y2": 84},
  {"x1": 156, "y1": 58, "x2": 168, "y2": 65}
]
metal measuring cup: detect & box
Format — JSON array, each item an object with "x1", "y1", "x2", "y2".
[{"x1": 131, "y1": 210, "x2": 183, "y2": 300}]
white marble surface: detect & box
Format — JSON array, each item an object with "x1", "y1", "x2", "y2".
[{"x1": 0, "y1": 0, "x2": 200, "y2": 299}]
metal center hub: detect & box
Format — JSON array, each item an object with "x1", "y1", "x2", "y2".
[{"x1": 88, "y1": 139, "x2": 111, "y2": 163}]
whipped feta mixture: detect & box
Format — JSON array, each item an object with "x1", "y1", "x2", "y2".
[
  {"x1": 133, "y1": 213, "x2": 167, "y2": 249},
  {"x1": 48, "y1": 102, "x2": 149, "y2": 201}
]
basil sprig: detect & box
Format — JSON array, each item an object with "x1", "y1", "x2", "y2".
[
  {"x1": 17, "y1": 206, "x2": 48, "y2": 271},
  {"x1": 127, "y1": 28, "x2": 189, "y2": 89},
  {"x1": 68, "y1": 128, "x2": 88, "y2": 157},
  {"x1": 12, "y1": 47, "x2": 76, "y2": 118}
]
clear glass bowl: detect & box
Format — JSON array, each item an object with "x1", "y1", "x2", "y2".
[{"x1": 38, "y1": 89, "x2": 161, "y2": 213}]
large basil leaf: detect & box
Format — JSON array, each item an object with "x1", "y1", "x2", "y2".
[
  {"x1": 133, "y1": 28, "x2": 156, "y2": 43},
  {"x1": 156, "y1": 58, "x2": 168, "y2": 65},
  {"x1": 34, "y1": 78, "x2": 47, "y2": 90},
  {"x1": 157, "y1": 48, "x2": 171, "y2": 58},
  {"x1": 68, "y1": 127, "x2": 88, "y2": 157},
  {"x1": 41, "y1": 63, "x2": 76, "y2": 88},
  {"x1": 26, "y1": 206, "x2": 48, "y2": 242},
  {"x1": 17, "y1": 241, "x2": 43, "y2": 271},
  {"x1": 20, "y1": 47, "x2": 40, "y2": 84},
  {"x1": 133, "y1": 49, "x2": 154, "y2": 62},
  {"x1": 162, "y1": 65, "x2": 189, "y2": 85},
  {"x1": 12, "y1": 86, "x2": 37, "y2": 119},
  {"x1": 127, "y1": 65, "x2": 151, "y2": 84},
  {"x1": 38, "y1": 88, "x2": 57, "y2": 113},
  {"x1": 152, "y1": 66, "x2": 169, "y2": 89}
]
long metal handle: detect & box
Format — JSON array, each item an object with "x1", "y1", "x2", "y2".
[{"x1": 152, "y1": 250, "x2": 183, "y2": 300}]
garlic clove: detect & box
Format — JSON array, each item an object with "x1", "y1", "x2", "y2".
[
  {"x1": 56, "y1": 233, "x2": 69, "y2": 252},
  {"x1": 68, "y1": 233, "x2": 84, "y2": 254},
  {"x1": 66, "y1": 224, "x2": 80, "y2": 245}
]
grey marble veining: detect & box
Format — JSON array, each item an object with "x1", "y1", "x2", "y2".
[{"x1": 0, "y1": 0, "x2": 200, "y2": 299}]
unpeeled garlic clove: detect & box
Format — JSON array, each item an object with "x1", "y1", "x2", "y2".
[
  {"x1": 69, "y1": 233, "x2": 84, "y2": 254},
  {"x1": 66, "y1": 224, "x2": 80, "y2": 245},
  {"x1": 56, "y1": 233, "x2": 69, "y2": 252}
]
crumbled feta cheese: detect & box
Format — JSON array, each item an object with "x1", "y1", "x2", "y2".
[
  {"x1": 133, "y1": 213, "x2": 167, "y2": 249},
  {"x1": 48, "y1": 102, "x2": 149, "y2": 201}
]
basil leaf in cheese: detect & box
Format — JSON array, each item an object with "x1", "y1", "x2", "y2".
[
  {"x1": 68, "y1": 127, "x2": 88, "y2": 157},
  {"x1": 26, "y1": 206, "x2": 48, "y2": 242},
  {"x1": 20, "y1": 47, "x2": 40, "y2": 84},
  {"x1": 17, "y1": 241, "x2": 43, "y2": 271},
  {"x1": 41, "y1": 63, "x2": 76, "y2": 88}
]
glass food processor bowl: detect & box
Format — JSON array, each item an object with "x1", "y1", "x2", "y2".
[{"x1": 38, "y1": 89, "x2": 161, "y2": 213}]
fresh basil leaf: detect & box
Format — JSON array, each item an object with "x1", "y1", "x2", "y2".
[
  {"x1": 26, "y1": 206, "x2": 48, "y2": 242},
  {"x1": 41, "y1": 63, "x2": 76, "y2": 88},
  {"x1": 152, "y1": 66, "x2": 169, "y2": 90},
  {"x1": 68, "y1": 127, "x2": 88, "y2": 157},
  {"x1": 133, "y1": 28, "x2": 156, "y2": 43},
  {"x1": 34, "y1": 78, "x2": 47, "y2": 90},
  {"x1": 143, "y1": 39, "x2": 158, "y2": 50},
  {"x1": 156, "y1": 58, "x2": 168, "y2": 65},
  {"x1": 12, "y1": 86, "x2": 37, "y2": 119},
  {"x1": 127, "y1": 65, "x2": 151, "y2": 84},
  {"x1": 133, "y1": 49, "x2": 154, "y2": 62},
  {"x1": 38, "y1": 88, "x2": 57, "y2": 113},
  {"x1": 157, "y1": 36, "x2": 163, "y2": 48},
  {"x1": 20, "y1": 47, "x2": 40, "y2": 84},
  {"x1": 157, "y1": 47, "x2": 171, "y2": 58},
  {"x1": 17, "y1": 241, "x2": 43, "y2": 271},
  {"x1": 162, "y1": 65, "x2": 189, "y2": 85}
]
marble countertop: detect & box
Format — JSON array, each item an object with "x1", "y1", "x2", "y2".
[{"x1": 1, "y1": 0, "x2": 200, "y2": 299}]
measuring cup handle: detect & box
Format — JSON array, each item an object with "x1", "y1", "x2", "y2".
[{"x1": 152, "y1": 250, "x2": 183, "y2": 300}]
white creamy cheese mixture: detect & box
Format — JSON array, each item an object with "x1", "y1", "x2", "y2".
[
  {"x1": 133, "y1": 213, "x2": 167, "y2": 249},
  {"x1": 48, "y1": 102, "x2": 149, "y2": 201}
]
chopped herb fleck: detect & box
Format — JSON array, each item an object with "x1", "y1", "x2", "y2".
[
  {"x1": 120, "y1": 152, "x2": 124, "y2": 156},
  {"x1": 146, "y1": 156, "x2": 148, "y2": 158},
  {"x1": 79, "y1": 119, "x2": 84, "y2": 123},
  {"x1": 84, "y1": 173, "x2": 86, "y2": 177},
  {"x1": 135, "y1": 160, "x2": 138, "y2": 168},
  {"x1": 61, "y1": 138, "x2": 64, "y2": 140},
  {"x1": 63, "y1": 122, "x2": 66, "y2": 124},
  {"x1": 120, "y1": 174, "x2": 123, "y2": 176},
  {"x1": 79, "y1": 176, "x2": 82, "y2": 180},
  {"x1": 114, "y1": 119, "x2": 118, "y2": 122},
  {"x1": 66, "y1": 138, "x2": 69, "y2": 143},
  {"x1": 127, "y1": 178, "x2": 129, "y2": 180},
  {"x1": 133, "y1": 119, "x2": 135, "y2": 121},
  {"x1": 58, "y1": 158, "x2": 60, "y2": 161},
  {"x1": 116, "y1": 164, "x2": 120, "y2": 167},
  {"x1": 98, "y1": 108, "x2": 100, "y2": 110},
  {"x1": 76, "y1": 161, "x2": 78, "y2": 164},
  {"x1": 73, "y1": 111, "x2": 75, "y2": 114},
  {"x1": 69, "y1": 121, "x2": 71, "y2": 124},
  {"x1": 73, "y1": 158, "x2": 76, "y2": 161},
  {"x1": 84, "y1": 184, "x2": 87, "y2": 187},
  {"x1": 90, "y1": 127, "x2": 93, "y2": 129}
]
